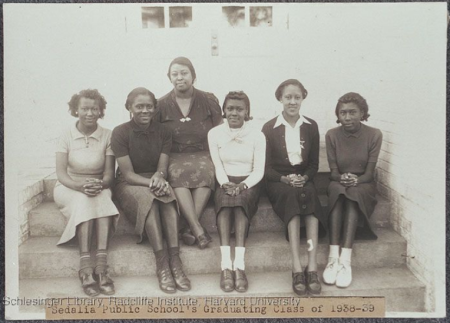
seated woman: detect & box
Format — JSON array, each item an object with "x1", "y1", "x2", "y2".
[
  {"x1": 112, "y1": 87, "x2": 190, "y2": 294},
  {"x1": 262, "y1": 79, "x2": 326, "y2": 296},
  {"x1": 54, "y1": 89, "x2": 119, "y2": 297},
  {"x1": 156, "y1": 57, "x2": 223, "y2": 249},
  {"x1": 208, "y1": 91, "x2": 266, "y2": 293},
  {"x1": 323, "y1": 92, "x2": 382, "y2": 288}
]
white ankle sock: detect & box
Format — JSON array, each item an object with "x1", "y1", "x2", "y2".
[
  {"x1": 233, "y1": 247, "x2": 246, "y2": 270},
  {"x1": 329, "y1": 245, "x2": 340, "y2": 260},
  {"x1": 340, "y1": 248, "x2": 352, "y2": 266},
  {"x1": 220, "y1": 246, "x2": 232, "y2": 270}
]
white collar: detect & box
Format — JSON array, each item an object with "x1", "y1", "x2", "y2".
[{"x1": 273, "y1": 114, "x2": 311, "y2": 129}]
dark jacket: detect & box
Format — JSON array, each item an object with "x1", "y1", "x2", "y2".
[{"x1": 262, "y1": 115, "x2": 319, "y2": 182}]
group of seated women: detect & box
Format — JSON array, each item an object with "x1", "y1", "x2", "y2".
[{"x1": 54, "y1": 57, "x2": 382, "y2": 297}]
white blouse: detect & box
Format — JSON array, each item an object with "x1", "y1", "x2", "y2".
[
  {"x1": 273, "y1": 114, "x2": 311, "y2": 166},
  {"x1": 208, "y1": 121, "x2": 266, "y2": 189}
]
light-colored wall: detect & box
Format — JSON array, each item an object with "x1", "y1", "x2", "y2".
[{"x1": 4, "y1": 3, "x2": 446, "y2": 314}]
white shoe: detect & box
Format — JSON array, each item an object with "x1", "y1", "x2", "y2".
[
  {"x1": 322, "y1": 257, "x2": 339, "y2": 285},
  {"x1": 336, "y1": 262, "x2": 352, "y2": 288}
]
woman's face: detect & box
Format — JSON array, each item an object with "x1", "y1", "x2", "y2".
[
  {"x1": 338, "y1": 102, "x2": 363, "y2": 132},
  {"x1": 224, "y1": 99, "x2": 247, "y2": 129},
  {"x1": 129, "y1": 94, "x2": 156, "y2": 126},
  {"x1": 280, "y1": 84, "x2": 304, "y2": 118},
  {"x1": 77, "y1": 97, "x2": 100, "y2": 128},
  {"x1": 169, "y1": 64, "x2": 194, "y2": 93}
]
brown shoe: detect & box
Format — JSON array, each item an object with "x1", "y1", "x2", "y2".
[
  {"x1": 292, "y1": 272, "x2": 307, "y2": 296},
  {"x1": 220, "y1": 269, "x2": 234, "y2": 292},
  {"x1": 97, "y1": 272, "x2": 115, "y2": 295},
  {"x1": 157, "y1": 266, "x2": 177, "y2": 294},
  {"x1": 79, "y1": 269, "x2": 100, "y2": 297},
  {"x1": 234, "y1": 269, "x2": 248, "y2": 292},
  {"x1": 305, "y1": 267, "x2": 322, "y2": 295},
  {"x1": 169, "y1": 249, "x2": 191, "y2": 292}
]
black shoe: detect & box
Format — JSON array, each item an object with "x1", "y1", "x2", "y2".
[
  {"x1": 292, "y1": 272, "x2": 307, "y2": 296},
  {"x1": 197, "y1": 232, "x2": 212, "y2": 250},
  {"x1": 234, "y1": 269, "x2": 248, "y2": 293},
  {"x1": 220, "y1": 269, "x2": 234, "y2": 292},
  {"x1": 180, "y1": 228, "x2": 196, "y2": 246},
  {"x1": 304, "y1": 267, "x2": 321, "y2": 295}
]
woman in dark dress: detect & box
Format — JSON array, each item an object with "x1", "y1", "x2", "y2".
[
  {"x1": 208, "y1": 91, "x2": 266, "y2": 293},
  {"x1": 323, "y1": 92, "x2": 382, "y2": 288},
  {"x1": 156, "y1": 57, "x2": 223, "y2": 249},
  {"x1": 112, "y1": 87, "x2": 190, "y2": 294},
  {"x1": 262, "y1": 79, "x2": 326, "y2": 296}
]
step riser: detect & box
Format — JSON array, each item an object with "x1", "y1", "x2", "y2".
[
  {"x1": 19, "y1": 238, "x2": 406, "y2": 279},
  {"x1": 29, "y1": 198, "x2": 390, "y2": 237}
]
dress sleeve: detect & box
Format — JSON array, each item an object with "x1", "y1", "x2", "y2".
[
  {"x1": 207, "y1": 128, "x2": 229, "y2": 186},
  {"x1": 242, "y1": 131, "x2": 266, "y2": 189},
  {"x1": 55, "y1": 130, "x2": 69, "y2": 153},
  {"x1": 325, "y1": 130, "x2": 338, "y2": 169},
  {"x1": 368, "y1": 128, "x2": 383, "y2": 163},
  {"x1": 111, "y1": 126, "x2": 130, "y2": 158},
  {"x1": 206, "y1": 93, "x2": 224, "y2": 127},
  {"x1": 161, "y1": 125, "x2": 173, "y2": 155},
  {"x1": 262, "y1": 124, "x2": 284, "y2": 182},
  {"x1": 303, "y1": 124, "x2": 319, "y2": 180},
  {"x1": 105, "y1": 130, "x2": 114, "y2": 156}
]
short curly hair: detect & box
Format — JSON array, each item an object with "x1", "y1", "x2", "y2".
[
  {"x1": 335, "y1": 92, "x2": 370, "y2": 123},
  {"x1": 125, "y1": 87, "x2": 157, "y2": 110},
  {"x1": 222, "y1": 91, "x2": 252, "y2": 121},
  {"x1": 275, "y1": 79, "x2": 308, "y2": 101},
  {"x1": 68, "y1": 89, "x2": 106, "y2": 118}
]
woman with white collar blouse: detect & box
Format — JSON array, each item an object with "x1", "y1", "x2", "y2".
[
  {"x1": 262, "y1": 79, "x2": 326, "y2": 296},
  {"x1": 208, "y1": 91, "x2": 266, "y2": 293}
]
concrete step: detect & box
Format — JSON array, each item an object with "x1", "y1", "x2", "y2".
[
  {"x1": 20, "y1": 228, "x2": 405, "y2": 279},
  {"x1": 19, "y1": 267, "x2": 425, "y2": 314},
  {"x1": 29, "y1": 194, "x2": 390, "y2": 238}
]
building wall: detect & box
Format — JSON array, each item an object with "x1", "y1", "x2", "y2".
[{"x1": 4, "y1": 3, "x2": 446, "y2": 314}]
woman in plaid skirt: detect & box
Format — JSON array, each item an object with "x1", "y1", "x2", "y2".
[{"x1": 208, "y1": 91, "x2": 266, "y2": 293}]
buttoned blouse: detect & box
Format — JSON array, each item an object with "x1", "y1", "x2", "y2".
[
  {"x1": 208, "y1": 121, "x2": 266, "y2": 189},
  {"x1": 262, "y1": 115, "x2": 320, "y2": 182},
  {"x1": 56, "y1": 123, "x2": 113, "y2": 178},
  {"x1": 273, "y1": 114, "x2": 311, "y2": 165},
  {"x1": 326, "y1": 123, "x2": 382, "y2": 175},
  {"x1": 111, "y1": 119, "x2": 172, "y2": 174},
  {"x1": 156, "y1": 88, "x2": 223, "y2": 153}
]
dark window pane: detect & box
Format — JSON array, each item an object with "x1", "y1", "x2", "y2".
[
  {"x1": 142, "y1": 7, "x2": 165, "y2": 29},
  {"x1": 222, "y1": 6, "x2": 245, "y2": 27},
  {"x1": 169, "y1": 7, "x2": 192, "y2": 28},
  {"x1": 250, "y1": 6, "x2": 272, "y2": 27}
]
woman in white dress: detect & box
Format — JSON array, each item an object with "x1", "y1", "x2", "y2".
[{"x1": 54, "y1": 89, "x2": 119, "y2": 297}]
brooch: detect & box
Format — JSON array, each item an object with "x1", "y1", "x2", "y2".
[
  {"x1": 180, "y1": 117, "x2": 191, "y2": 122},
  {"x1": 300, "y1": 140, "x2": 305, "y2": 149}
]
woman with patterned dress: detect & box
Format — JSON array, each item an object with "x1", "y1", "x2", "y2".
[
  {"x1": 156, "y1": 57, "x2": 223, "y2": 249},
  {"x1": 262, "y1": 79, "x2": 326, "y2": 296},
  {"x1": 208, "y1": 91, "x2": 266, "y2": 293},
  {"x1": 112, "y1": 87, "x2": 190, "y2": 294},
  {"x1": 54, "y1": 89, "x2": 119, "y2": 297},
  {"x1": 322, "y1": 92, "x2": 382, "y2": 288}
]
